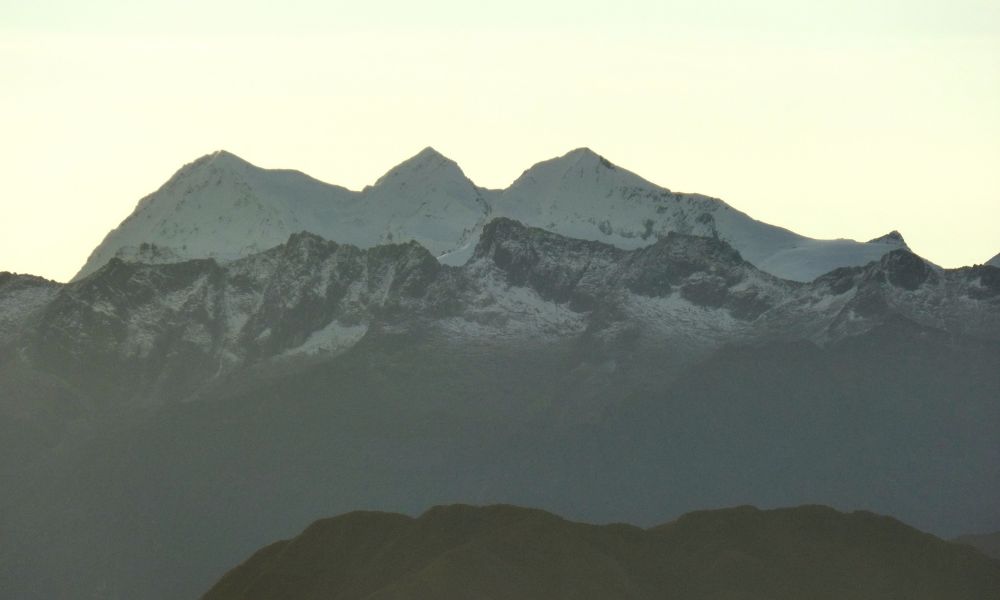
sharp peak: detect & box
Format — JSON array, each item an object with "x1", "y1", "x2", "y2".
[
  {"x1": 185, "y1": 149, "x2": 258, "y2": 173},
  {"x1": 554, "y1": 146, "x2": 616, "y2": 168},
  {"x1": 373, "y1": 146, "x2": 470, "y2": 187},
  {"x1": 398, "y1": 145, "x2": 457, "y2": 167},
  {"x1": 207, "y1": 149, "x2": 251, "y2": 164},
  {"x1": 565, "y1": 146, "x2": 602, "y2": 157},
  {"x1": 511, "y1": 146, "x2": 648, "y2": 188},
  {"x1": 414, "y1": 145, "x2": 447, "y2": 159},
  {"x1": 868, "y1": 230, "x2": 907, "y2": 246}
]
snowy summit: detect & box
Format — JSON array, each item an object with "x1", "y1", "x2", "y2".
[{"x1": 75, "y1": 148, "x2": 909, "y2": 282}]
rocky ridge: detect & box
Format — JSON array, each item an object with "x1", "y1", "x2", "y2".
[{"x1": 6, "y1": 219, "x2": 998, "y2": 408}]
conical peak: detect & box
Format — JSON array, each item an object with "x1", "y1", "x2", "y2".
[
  {"x1": 413, "y1": 146, "x2": 447, "y2": 161},
  {"x1": 868, "y1": 230, "x2": 907, "y2": 247},
  {"x1": 538, "y1": 147, "x2": 617, "y2": 175},
  {"x1": 164, "y1": 150, "x2": 259, "y2": 190},
  {"x1": 372, "y1": 146, "x2": 469, "y2": 188},
  {"x1": 394, "y1": 146, "x2": 454, "y2": 170},
  {"x1": 508, "y1": 147, "x2": 658, "y2": 193},
  {"x1": 197, "y1": 149, "x2": 255, "y2": 171},
  {"x1": 563, "y1": 147, "x2": 615, "y2": 169}
]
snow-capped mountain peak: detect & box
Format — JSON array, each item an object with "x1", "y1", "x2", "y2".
[
  {"x1": 371, "y1": 146, "x2": 461, "y2": 187},
  {"x1": 371, "y1": 147, "x2": 476, "y2": 196},
  {"x1": 204, "y1": 148, "x2": 251, "y2": 168},
  {"x1": 74, "y1": 147, "x2": 926, "y2": 283},
  {"x1": 867, "y1": 230, "x2": 908, "y2": 247},
  {"x1": 551, "y1": 146, "x2": 619, "y2": 172},
  {"x1": 75, "y1": 150, "x2": 356, "y2": 281},
  {"x1": 33, "y1": 217, "x2": 1000, "y2": 407},
  {"x1": 359, "y1": 147, "x2": 488, "y2": 258},
  {"x1": 506, "y1": 147, "x2": 655, "y2": 195}
]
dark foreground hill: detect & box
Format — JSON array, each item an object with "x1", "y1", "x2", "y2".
[
  {"x1": 957, "y1": 532, "x2": 1000, "y2": 561},
  {"x1": 203, "y1": 504, "x2": 1000, "y2": 600}
]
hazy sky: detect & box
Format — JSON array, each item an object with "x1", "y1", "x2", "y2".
[{"x1": 2, "y1": 0, "x2": 998, "y2": 281}]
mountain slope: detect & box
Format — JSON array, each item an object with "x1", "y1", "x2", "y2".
[
  {"x1": 7, "y1": 308, "x2": 997, "y2": 600},
  {"x1": 74, "y1": 148, "x2": 489, "y2": 281},
  {"x1": 0, "y1": 273, "x2": 60, "y2": 345},
  {"x1": 955, "y1": 531, "x2": 1000, "y2": 561},
  {"x1": 27, "y1": 220, "x2": 1000, "y2": 410},
  {"x1": 202, "y1": 504, "x2": 1000, "y2": 600},
  {"x1": 2, "y1": 223, "x2": 998, "y2": 599},
  {"x1": 74, "y1": 148, "x2": 908, "y2": 282},
  {"x1": 494, "y1": 148, "x2": 909, "y2": 281},
  {"x1": 988, "y1": 253, "x2": 1000, "y2": 268}
]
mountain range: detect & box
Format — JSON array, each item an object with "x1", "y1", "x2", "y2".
[
  {"x1": 0, "y1": 148, "x2": 998, "y2": 599},
  {"x1": 75, "y1": 148, "x2": 913, "y2": 282}
]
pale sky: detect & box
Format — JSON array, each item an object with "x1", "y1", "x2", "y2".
[{"x1": 2, "y1": 0, "x2": 998, "y2": 282}]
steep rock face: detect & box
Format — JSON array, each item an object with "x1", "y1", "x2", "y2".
[
  {"x1": 16, "y1": 221, "x2": 1000, "y2": 408},
  {"x1": 0, "y1": 273, "x2": 61, "y2": 345},
  {"x1": 31, "y1": 234, "x2": 444, "y2": 405},
  {"x1": 74, "y1": 148, "x2": 908, "y2": 282},
  {"x1": 470, "y1": 217, "x2": 629, "y2": 306},
  {"x1": 469, "y1": 218, "x2": 789, "y2": 321},
  {"x1": 753, "y1": 250, "x2": 1000, "y2": 344}
]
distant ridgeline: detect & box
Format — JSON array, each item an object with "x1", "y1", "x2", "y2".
[
  {"x1": 74, "y1": 147, "x2": 911, "y2": 282},
  {"x1": 202, "y1": 504, "x2": 1000, "y2": 600},
  {"x1": 0, "y1": 148, "x2": 997, "y2": 600}
]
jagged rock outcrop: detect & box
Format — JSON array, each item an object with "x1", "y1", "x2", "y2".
[{"x1": 11, "y1": 220, "x2": 1000, "y2": 409}]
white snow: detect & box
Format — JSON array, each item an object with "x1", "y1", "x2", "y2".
[
  {"x1": 494, "y1": 148, "x2": 907, "y2": 282},
  {"x1": 753, "y1": 238, "x2": 902, "y2": 283},
  {"x1": 440, "y1": 272, "x2": 588, "y2": 341},
  {"x1": 284, "y1": 320, "x2": 368, "y2": 356},
  {"x1": 622, "y1": 292, "x2": 745, "y2": 348},
  {"x1": 0, "y1": 280, "x2": 59, "y2": 343},
  {"x1": 74, "y1": 148, "x2": 489, "y2": 281},
  {"x1": 76, "y1": 147, "x2": 909, "y2": 283}
]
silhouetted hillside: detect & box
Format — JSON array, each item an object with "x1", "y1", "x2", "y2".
[
  {"x1": 203, "y1": 504, "x2": 1000, "y2": 600},
  {"x1": 956, "y1": 531, "x2": 1000, "y2": 561}
]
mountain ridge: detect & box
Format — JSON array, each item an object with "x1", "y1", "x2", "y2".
[
  {"x1": 201, "y1": 503, "x2": 1000, "y2": 600},
  {"x1": 18, "y1": 219, "x2": 998, "y2": 410},
  {"x1": 73, "y1": 148, "x2": 910, "y2": 282},
  {"x1": 2, "y1": 219, "x2": 997, "y2": 600}
]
